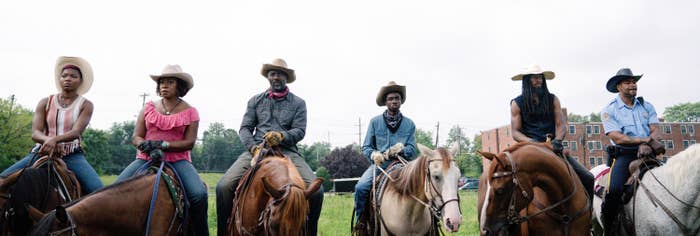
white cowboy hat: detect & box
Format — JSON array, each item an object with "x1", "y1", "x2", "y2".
[
  {"x1": 376, "y1": 81, "x2": 406, "y2": 106},
  {"x1": 150, "y1": 64, "x2": 194, "y2": 92},
  {"x1": 261, "y1": 58, "x2": 296, "y2": 83},
  {"x1": 511, "y1": 65, "x2": 555, "y2": 81},
  {"x1": 55, "y1": 56, "x2": 94, "y2": 95}
]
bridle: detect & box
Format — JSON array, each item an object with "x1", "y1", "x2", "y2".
[
  {"x1": 258, "y1": 183, "x2": 306, "y2": 236},
  {"x1": 47, "y1": 210, "x2": 77, "y2": 236},
  {"x1": 487, "y1": 151, "x2": 587, "y2": 235}
]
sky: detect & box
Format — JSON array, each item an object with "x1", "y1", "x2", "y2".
[{"x1": 1, "y1": 0, "x2": 698, "y2": 148}]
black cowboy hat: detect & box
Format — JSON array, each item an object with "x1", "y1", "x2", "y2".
[{"x1": 606, "y1": 68, "x2": 642, "y2": 93}]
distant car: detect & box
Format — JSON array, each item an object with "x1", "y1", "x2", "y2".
[{"x1": 459, "y1": 181, "x2": 478, "y2": 191}]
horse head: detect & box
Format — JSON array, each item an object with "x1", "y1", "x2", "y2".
[
  {"x1": 416, "y1": 143, "x2": 463, "y2": 233},
  {"x1": 29, "y1": 205, "x2": 76, "y2": 236}
]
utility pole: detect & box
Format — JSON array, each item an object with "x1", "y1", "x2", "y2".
[
  {"x1": 139, "y1": 93, "x2": 149, "y2": 107},
  {"x1": 327, "y1": 131, "x2": 331, "y2": 145},
  {"x1": 435, "y1": 122, "x2": 440, "y2": 147},
  {"x1": 358, "y1": 117, "x2": 362, "y2": 146}
]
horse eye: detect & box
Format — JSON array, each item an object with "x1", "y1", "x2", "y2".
[{"x1": 433, "y1": 176, "x2": 440, "y2": 181}]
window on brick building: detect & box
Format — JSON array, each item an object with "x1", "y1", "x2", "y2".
[
  {"x1": 569, "y1": 125, "x2": 576, "y2": 134},
  {"x1": 692, "y1": 140, "x2": 697, "y2": 145},
  {"x1": 666, "y1": 140, "x2": 674, "y2": 150},
  {"x1": 684, "y1": 140, "x2": 690, "y2": 149},
  {"x1": 586, "y1": 125, "x2": 592, "y2": 135},
  {"x1": 662, "y1": 156, "x2": 668, "y2": 163},
  {"x1": 589, "y1": 157, "x2": 596, "y2": 167},
  {"x1": 593, "y1": 125, "x2": 600, "y2": 134},
  {"x1": 587, "y1": 141, "x2": 593, "y2": 150},
  {"x1": 681, "y1": 125, "x2": 687, "y2": 134},
  {"x1": 597, "y1": 157, "x2": 603, "y2": 165},
  {"x1": 596, "y1": 141, "x2": 602, "y2": 150},
  {"x1": 664, "y1": 125, "x2": 672, "y2": 134},
  {"x1": 689, "y1": 125, "x2": 695, "y2": 134},
  {"x1": 570, "y1": 141, "x2": 578, "y2": 151},
  {"x1": 563, "y1": 141, "x2": 569, "y2": 148}
]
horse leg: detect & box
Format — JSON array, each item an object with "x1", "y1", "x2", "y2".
[{"x1": 306, "y1": 185, "x2": 323, "y2": 236}]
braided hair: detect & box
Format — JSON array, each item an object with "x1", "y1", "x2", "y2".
[{"x1": 521, "y1": 74, "x2": 553, "y2": 117}]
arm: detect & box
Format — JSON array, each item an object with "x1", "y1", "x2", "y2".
[
  {"x1": 166, "y1": 121, "x2": 198, "y2": 151},
  {"x1": 362, "y1": 121, "x2": 376, "y2": 161},
  {"x1": 553, "y1": 96, "x2": 567, "y2": 140},
  {"x1": 280, "y1": 99, "x2": 306, "y2": 147},
  {"x1": 510, "y1": 100, "x2": 533, "y2": 142},
  {"x1": 31, "y1": 98, "x2": 50, "y2": 143},
  {"x1": 132, "y1": 107, "x2": 147, "y2": 147},
  {"x1": 239, "y1": 98, "x2": 258, "y2": 150},
  {"x1": 39, "y1": 100, "x2": 94, "y2": 156}
]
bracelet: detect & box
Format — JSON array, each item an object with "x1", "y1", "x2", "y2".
[{"x1": 161, "y1": 141, "x2": 170, "y2": 150}]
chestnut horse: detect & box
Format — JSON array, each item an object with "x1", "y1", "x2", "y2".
[
  {"x1": 227, "y1": 147, "x2": 323, "y2": 236},
  {"x1": 478, "y1": 142, "x2": 590, "y2": 236},
  {"x1": 28, "y1": 161, "x2": 187, "y2": 236},
  {"x1": 356, "y1": 143, "x2": 463, "y2": 235},
  {"x1": 0, "y1": 156, "x2": 80, "y2": 236}
]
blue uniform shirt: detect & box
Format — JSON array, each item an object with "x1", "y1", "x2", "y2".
[
  {"x1": 362, "y1": 114, "x2": 417, "y2": 165},
  {"x1": 601, "y1": 96, "x2": 659, "y2": 145}
]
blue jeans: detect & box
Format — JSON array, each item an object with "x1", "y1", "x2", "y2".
[
  {"x1": 1, "y1": 150, "x2": 103, "y2": 194},
  {"x1": 116, "y1": 159, "x2": 209, "y2": 236},
  {"x1": 601, "y1": 152, "x2": 635, "y2": 234},
  {"x1": 354, "y1": 165, "x2": 379, "y2": 221}
]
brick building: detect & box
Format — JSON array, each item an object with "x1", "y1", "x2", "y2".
[{"x1": 481, "y1": 122, "x2": 698, "y2": 170}]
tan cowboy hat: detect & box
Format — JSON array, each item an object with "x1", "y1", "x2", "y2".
[
  {"x1": 55, "y1": 56, "x2": 94, "y2": 95},
  {"x1": 511, "y1": 65, "x2": 555, "y2": 81},
  {"x1": 150, "y1": 64, "x2": 194, "y2": 92},
  {"x1": 261, "y1": 58, "x2": 296, "y2": 83},
  {"x1": 376, "y1": 81, "x2": 406, "y2": 106}
]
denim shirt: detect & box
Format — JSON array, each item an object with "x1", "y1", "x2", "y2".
[
  {"x1": 239, "y1": 91, "x2": 306, "y2": 152},
  {"x1": 601, "y1": 96, "x2": 659, "y2": 145},
  {"x1": 362, "y1": 113, "x2": 417, "y2": 165}
]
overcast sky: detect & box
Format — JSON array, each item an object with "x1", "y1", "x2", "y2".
[{"x1": 1, "y1": 0, "x2": 698, "y2": 148}]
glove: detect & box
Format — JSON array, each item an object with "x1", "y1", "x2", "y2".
[
  {"x1": 385, "y1": 143, "x2": 404, "y2": 157},
  {"x1": 551, "y1": 139, "x2": 564, "y2": 154},
  {"x1": 647, "y1": 138, "x2": 666, "y2": 155},
  {"x1": 249, "y1": 145, "x2": 262, "y2": 156},
  {"x1": 371, "y1": 151, "x2": 387, "y2": 166},
  {"x1": 263, "y1": 131, "x2": 284, "y2": 147},
  {"x1": 149, "y1": 149, "x2": 165, "y2": 161},
  {"x1": 138, "y1": 140, "x2": 163, "y2": 153},
  {"x1": 637, "y1": 144, "x2": 654, "y2": 159}
]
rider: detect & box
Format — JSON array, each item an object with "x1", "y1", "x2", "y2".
[
  {"x1": 353, "y1": 81, "x2": 417, "y2": 226},
  {"x1": 0, "y1": 56, "x2": 103, "y2": 194},
  {"x1": 600, "y1": 68, "x2": 663, "y2": 235},
  {"x1": 114, "y1": 64, "x2": 209, "y2": 236},
  {"x1": 215, "y1": 58, "x2": 323, "y2": 236},
  {"x1": 509, "y1": 65, "x2": 594, "y2": 202}
]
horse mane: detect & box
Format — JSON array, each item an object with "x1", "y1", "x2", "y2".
[
  {"x1": 502, "y1": 141, "x2": 549, "y2": 153},
  {"x1": 662, "y1": 144, "x2": 700, "y2": 190},
  {"x1": 28, "y1": 210, "x2": 56, "y2": 236},
  {"x1": 391, "y1": 152, "x2": 430, "y2": 196},
  {"x1": 262, "y1": 157, "x2": 308, "y2": 235}
]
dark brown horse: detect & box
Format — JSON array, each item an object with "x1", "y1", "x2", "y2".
[
  {"x1": 0, "y1": 156, "x2": 80, "y2": 236},
  {"x1": 28, "y1": 162, "x2": 187, "y2": 236},
  {"x1": 478, "y1": 142, "x2": 590, "y2": 236},
  {"x1": 227, "y1": 149, "x2": 322, "y2": 236}
]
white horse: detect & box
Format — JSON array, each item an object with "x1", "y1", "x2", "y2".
[
  {"x1": 591, "y1": 143, "x2": 700, "y2": 235},
  {"x1": 366, "y1": 143, "x2": 462, "y2": 235}
]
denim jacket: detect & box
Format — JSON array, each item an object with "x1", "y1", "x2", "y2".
[{"x1": 362, "y1": 113, "x2": 417, "y2": 164}]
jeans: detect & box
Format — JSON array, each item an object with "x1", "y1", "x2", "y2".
[
  {"x1": 117, "y1": 159, "x2": 209, "y2": 236},
  {"x1": 1, "y1": 149, "x2": 103, "y2": 194},
  {"x1": 354, "y1": 165, "x2": 379, "y2": 221},
  {"x1": 216, "y1": 151, "x2": 323, "y2": 236},
  {"x1": 601, "y1": 152, "x2": 635, "y2": 234}
]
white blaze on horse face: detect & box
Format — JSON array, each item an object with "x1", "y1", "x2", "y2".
[
  {"x1": 480, "y1": 180, "x2": 491, "y2": 232},
  {"x1": 440, "y1": 162, "x2": 462, "y2": 232}
]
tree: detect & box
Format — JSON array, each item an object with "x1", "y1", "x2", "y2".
[
  {"x1": 415, "y1": 128, "x2": 435, "y2": 149},
  {"x1": 663, "y1": 102, "x2": 700, "y2": 122},
  {"x1": 446, "y1": 125, "x2": 470, "y2": 156},
  {"x1": 298, "y1": 142, "x2": 331, "y2": 171},
  {"x1": 315, "y1": 167, "x2": 333, "y2": 191},
  {"x1": 320, "y1": 145, "x2": 369, "y2": 178},
  {"x1": 567, "y1": 112, "x2": 601, "y2": 122},
  {"x1": 103, "y1": 121, "x2": 137, "y2": 174},
  {"x1": 197, "y1": 122, "x2": 245, "y2": 172},
  {"x1": 81, "y1": 127, "x2": 111, "y2": 174},
  {"x1": 0, "y1": 95, "x2": 34, "y2": 170}
]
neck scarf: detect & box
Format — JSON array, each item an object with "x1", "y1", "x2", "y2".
[
  {"x1": 383, "y1": 110, "x2": 403, "y2": 133},
  {"x1": 268, "y1": 86, "x2": 289, "y2": 99}
]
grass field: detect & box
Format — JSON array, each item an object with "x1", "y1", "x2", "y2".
[{"x1": 100, "y1": 173, "x2": 480, "y2": 235}]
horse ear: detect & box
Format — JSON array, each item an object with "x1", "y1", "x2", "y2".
[
  {"x1": 25, "y1": 204, "x2": 45, "y2": 223},
  {"x1": 261, "y1": 177, "x2": 284, "y2": 199},
  {"x1": 417, "y1": 143, "x2": 433, "y2": 156},
  {"x1": 56, "y1": 205, "x2": 68, "y2": 223},
  {"x1": 478, "y1": 151, "x2": 496, "y2": 161},
  {"x1": 304, "y1": 178, "x2": 323, "y2": 198},
  {"x1": 449, "y1": 143, "x2": 460, "y2": 157}
]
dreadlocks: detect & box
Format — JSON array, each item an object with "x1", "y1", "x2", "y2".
[{"x1": 521, "y1": 74, "x2": 553, "y2": 117}]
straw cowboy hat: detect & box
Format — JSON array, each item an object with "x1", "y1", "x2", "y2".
[
  {"x1": 55, "y1": 56, "x2": 94, "y2": 95},
  {"x1": 261, "y1": 58, "x2": 296, "y2": 83},
  {"x1": 606, "y1": 68, "x2": 642, "y2": 93},
  {"x1": 376, "y1": 81, "x2": 406, "y2": 106},
  {"x1": 511, "y1": 65, "x2": 555, "y2": 81},
  {"x1": 150, "y1": 64, "x2": 194, "y2": 92}
]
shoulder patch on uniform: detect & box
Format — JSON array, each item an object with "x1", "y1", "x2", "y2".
[{"x1": 603, "y1": 112, "x2": 610, "y2": 121}]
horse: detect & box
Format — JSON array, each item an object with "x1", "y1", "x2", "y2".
[
  {"x1": 355, "y1": 143, "x2": 463, "y2": 235},
  {"x1": 590, "y1": 143, "x2": 700, "y2": 236},
  {"x1": 478, "y1": 142, "x2": 591, "y2": 236},
  {"x1": 0, "y1": 156, "x2": 81, "y2": 236},
  {"x1": 227, "y1": 145, "x2": 323, "y2": 236},
  {"x1": 28, "y1": 160, "x2": 188, "y2": 236}
]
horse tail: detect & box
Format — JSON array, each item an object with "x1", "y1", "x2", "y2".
[{"x1": 278, "y1": 186, "x2": 308, "y2": 235}]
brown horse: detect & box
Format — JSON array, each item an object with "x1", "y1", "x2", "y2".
[
  {"x1": 28, "y1": 162, "x2": 187, "y2": 236},
  {"x1": 227, "y1": 149, "x2": 322, "y2": 236},
  {"x1": 478, "y1": 142, "x2": 590, "y2": 236},
  {"x1": 0, "y1": 156, "x2": 80, "y2": 236}
]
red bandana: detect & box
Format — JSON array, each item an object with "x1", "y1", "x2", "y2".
[{"x1": 268, "y1": 87, "x2": 289, "y2": 99}]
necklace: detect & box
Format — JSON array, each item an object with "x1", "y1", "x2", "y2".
[
  {"x1": 58, "y1": 94, "x2": 76, "y2": 108},
  {"x1": 161, "y1": 98, "x2": 182, "y2": 115}
]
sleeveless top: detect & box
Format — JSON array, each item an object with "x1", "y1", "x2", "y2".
[
  {"x1": 45, "y1": 94, "x2": 86, "y2": 155},
  {"x1": 136, "y1": 101, "x2": 199, "y2": 162},
  {"x1": 513, "y1": 94, "x2": 556, "y2": 142}
]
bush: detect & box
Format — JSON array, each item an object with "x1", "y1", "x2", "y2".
[
  {"x1": 315, "y1": 167, "x2": 333, "y2": 191},
  {"x1": 320, "y1": 145, "x2": 369, "y2": 178}
]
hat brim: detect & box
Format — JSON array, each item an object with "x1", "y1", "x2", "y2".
[
  {"x1": 376, "y1": 85, "x2": 406, "y2": 106},
  {"x1": 511, "y1": 71, "x2": 555, "y2": 81},
  {"x1": 606, "y1": 75, "x2": 642, "y2": 93},
  {"x1": 150, "y1": 73, "x2": 194, "y2": 92},
  {"x1": 261, "y1": 64, "x2": 296, "y2": 83},
  {"x1": 55, "y1": 57, "x2": 94, "y2": 95}
]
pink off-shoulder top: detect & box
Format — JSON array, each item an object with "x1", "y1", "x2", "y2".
[{"x1": 136, "y1": 101, "x2": 199, "y2": 162}]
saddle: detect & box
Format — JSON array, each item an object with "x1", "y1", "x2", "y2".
[
  {"x1": 594, "y1": 158, "x2": 661, "y2": 204},
  {"x1": 352, "y1": 161, "x2": 404, "y2": 236}
]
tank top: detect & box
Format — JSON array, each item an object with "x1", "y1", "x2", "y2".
[
  {"x1": 513, "y1": 94, "x2": 556, "y2": 142},
  {"x1": 45, "y1": 94, "x2": 86, "y2": 155}
]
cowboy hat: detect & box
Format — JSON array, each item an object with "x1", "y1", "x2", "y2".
[
  {"x1": 150, "y1": 64, "x2": 194, "y2": 92},
  {"x1": 55, "y1": 56, "x2": 94, "y2": 95},
  {"x1": 606, "y1": 68, "x2": 642, "y2": 93},
  {"x1": 261, "y1": 58, "x2": 296, "y2": 83},
  {"x1": 376, "y1": 81, "x2": 406, "y2": 106},
  {"x1": 511, "y1": 65, "x2": 555, "y2": 81}
]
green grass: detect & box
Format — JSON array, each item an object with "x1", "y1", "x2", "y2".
[{"x1": 100, "y1": 174, "x2": 480, "y2": 235}]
